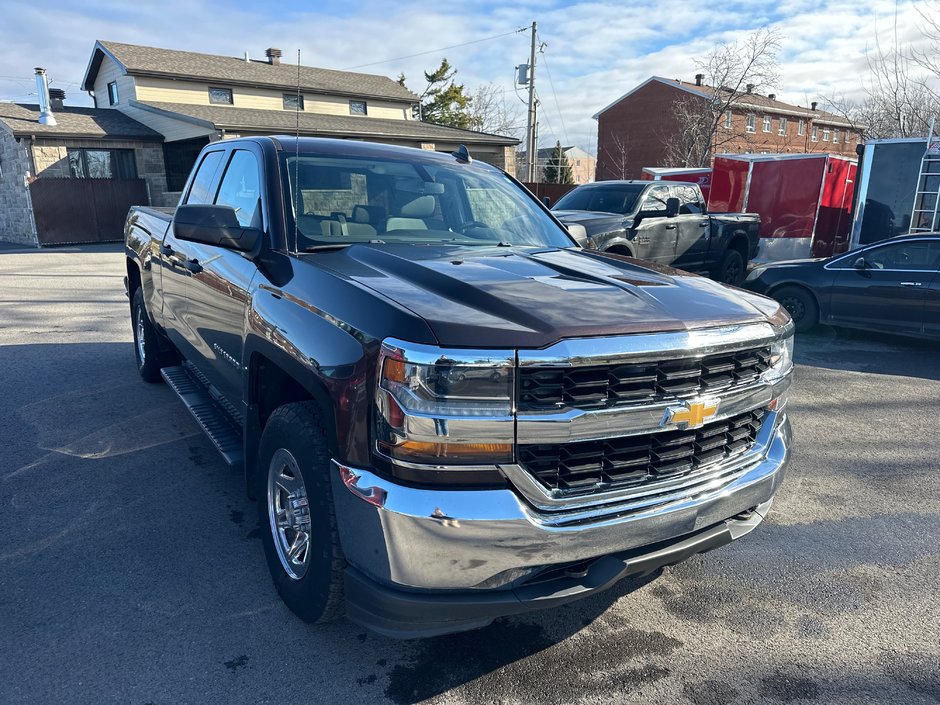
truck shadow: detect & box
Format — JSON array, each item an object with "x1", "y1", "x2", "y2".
[{"x1": 794, "y1": 325, "x2": 939, "y2": 381}]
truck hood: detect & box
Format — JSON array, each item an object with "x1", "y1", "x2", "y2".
[
  {"x1": 311, "y1": 244, "x2": 778, "y2": 348},
  {"x1": 552, "y1": 210, "x2": 628, "y2": 225}
]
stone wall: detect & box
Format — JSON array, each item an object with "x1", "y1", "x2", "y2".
[
  {"x1": 31, "y1": 138, "x2": 172, "y2": 206},
  {"x1": 0, "y1": 131, "x2": 38, "y2": 245}
]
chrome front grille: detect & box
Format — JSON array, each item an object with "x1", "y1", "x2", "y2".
[
  {"x1": 518, "y1": 408, "x2": 766, "y2": 494},
  {"x1": 518, "y1": 346, "x2": 772, "y2": 411}
]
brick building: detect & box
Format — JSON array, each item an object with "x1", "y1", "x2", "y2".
[{"x1": 594, "y1": 76, "x2": 861, "y2": 180}]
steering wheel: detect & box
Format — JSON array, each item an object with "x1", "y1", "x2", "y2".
[{"x1": 457, "y1": 221, "x2": 493, "y2": 233}]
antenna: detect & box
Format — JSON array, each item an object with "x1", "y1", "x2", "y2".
[{"x1": 293, "y1": 48, "x2": 301, "y2": 252}]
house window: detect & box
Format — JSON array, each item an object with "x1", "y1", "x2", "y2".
[
  {"x1": 762, "y1": 116, "x2": 771, "y2": 132},
  {"x1": 724, "y1": 110, "x2": 732, "y2": 128},
  {"x1": 745, "y1": 114, "x2": 756, "y2": 133},
  {"x1": 778, "y1": 117, "x2": 787, "y2": 136},
  {"x1": 798, "y1": 119, "x2": 806, "y2": 136},
  {"x1": 833, "y1": 129, "x2": 840, "y2": 144},
  {"x1": 67, "y1": 148, "x2": 137, "y2": 179},
  {"x1": 283, "y1": 93, "x2": 304, "y2": 110},
  {"x1": 349, "y1": 100, "x2": 367, "y2": 115},
  {"x1": 208, "y1": 87, "x2": 233, "y2": 105},
  {"x1": 822, "y1": 128, "x2": 830, "y2": 141},
  {"x1": 107, "y1": 81, "x2": 119, "y2": 106},
  {"x1": 811, "y1": 125, "x2": 818, "y2": 142}
]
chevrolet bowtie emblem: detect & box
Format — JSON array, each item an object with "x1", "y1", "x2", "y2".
[{"x1": 662, "y1": 399, "x2": 720, "y2": 429}]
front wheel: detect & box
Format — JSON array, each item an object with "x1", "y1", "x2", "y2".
[
  {"x1": 257, "y1": 402, "x2": 345, "y2": 623},
  {"x1": 773, "y1": 286, "x2": 819, "y2": 333},
  {"x1": 713, "y1": 249, "x2": 745, "y2": 285}
]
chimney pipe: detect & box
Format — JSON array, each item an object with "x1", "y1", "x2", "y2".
[
  {"x1": 811, "y1": 101, "x2": 817, "y2": 111},
  {"x1": 746, "y1": 83, "x2": 754, "y2": 94},
  {"x1": 34, "y1": 67, "x2": 57, "y2": 126},
  {"x1": 265, "y1": 47, "x2": 282, "y2": 65},
  {"x1": 695, "y1": 73, "x2": 704, "y2": 87},
  {"x1": 49, "y1": 88, "x2": 65, "y2": 111},
  {"x1": 768, "y1": 93, "x2": 776, "y2": 100}
]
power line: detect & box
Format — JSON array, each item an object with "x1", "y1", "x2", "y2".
[
  {"x1": 540, "y1": 50, "x2": 569, "y2": 146},
  {"x1": 342, "y1": 27, "x2": 528, "y2": 70}
]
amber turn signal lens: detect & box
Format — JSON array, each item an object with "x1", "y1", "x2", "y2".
[
  {"x1": 383, "y1": 358, "x2": 407, "y2": 383},
  {"x1": 380, "y1": 440, "x2": 513, "y2": 463}
]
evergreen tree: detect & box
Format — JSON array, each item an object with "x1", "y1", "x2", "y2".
[
  {"x1": 399, "y1": 59, "x2": 474, "y2": 129},
  {"x1": 543, "y1": 141, "x2": 575, "y2": 184}
]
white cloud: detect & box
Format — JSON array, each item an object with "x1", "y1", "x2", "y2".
[{"x1": 1, "y1": 0, "x2": 936, "y2": 156}]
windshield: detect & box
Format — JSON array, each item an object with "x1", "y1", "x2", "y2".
[
  {"x1": 281, "y1": 153, "x2": 575, "y2": 251},
  {"x1": 553, "y1": 184, "x2": 645, "y2": 215}
]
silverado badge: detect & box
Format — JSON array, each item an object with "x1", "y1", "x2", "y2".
[{"x1": 662, "y1": 399, "x2": 720, "y2": 429}]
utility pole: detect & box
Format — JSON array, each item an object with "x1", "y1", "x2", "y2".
[{"x1": 525, "y1": 21, "x2": 538, "y2": 182}]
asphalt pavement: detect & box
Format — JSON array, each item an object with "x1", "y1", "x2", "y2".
[{"x1": 1, "y1": 246, "x2": 938, "y2": 704}]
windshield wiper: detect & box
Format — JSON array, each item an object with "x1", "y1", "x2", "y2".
[{"x1": 304, "y1": 243, "x2": 352, "y2": 252}]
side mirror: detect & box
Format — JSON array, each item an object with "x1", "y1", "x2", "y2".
[
  {"x1": 173, "y1": 204, "x2": 262, "y2": 253},
  {"x1": 542, "y1": 196, "x2": 552, "y2": 208},
  {"x1": 565, "y1": 222, "x2": 589, "y2": 246},
  {"x1": 665, "y1": 197, "x2": 680, "y2": 218},
  {"x1": 853, "y1": 256, "x2": 867, "y2": 270}
]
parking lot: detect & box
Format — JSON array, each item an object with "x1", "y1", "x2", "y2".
[{"x1": 1, "y1": 245, "x2": 938, "y2": 705}]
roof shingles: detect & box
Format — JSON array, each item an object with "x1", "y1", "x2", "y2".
[
  {"x1": 132, "y1": 100, "x2": 518, "y2": 145},
  {"x1": 0, "y1": 103, "x2": 162, "y2": 140},
  {"x1": 92, "y1": 40, "x2": 419, "y2": 103}
]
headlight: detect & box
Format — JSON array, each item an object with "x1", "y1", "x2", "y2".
[
  {"x1": 375, "y1": 339, "x2": 514, "y2": 465},
  {"x1": 764, "y1": 329, "x2": 794, "y2": 383},
  {"x1": 744, "y1": 265, "x2": 767, "y2": 282}
]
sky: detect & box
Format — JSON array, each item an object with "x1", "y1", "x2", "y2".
[{"x1": 0, "y1": 0, "x2": 935, "y2": 154}]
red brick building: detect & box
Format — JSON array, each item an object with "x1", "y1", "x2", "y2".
[{"x1": 594, "y1": 76, "x2": 861, "y2": 180}]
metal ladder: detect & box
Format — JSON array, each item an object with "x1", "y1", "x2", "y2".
[{"x1": 909, "y1": 117, "x2": 940, "y2": 233}]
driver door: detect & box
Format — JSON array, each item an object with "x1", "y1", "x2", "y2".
[
  {"x1": 827, "y1": 240, "x2": 939, "y2": 334},
  {"x1": 634, "y1": 185, "x2": 678, "y2": 264}
]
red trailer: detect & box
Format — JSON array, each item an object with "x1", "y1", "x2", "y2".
[
  {"x1": 641, "y1": 167, "x2": 712, "y2": 202},
  {"x1": 708, "y1": 153, "x2": 857, "y2": 261}
]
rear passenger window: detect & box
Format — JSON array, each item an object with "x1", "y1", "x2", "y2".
[
  {"x1": 184, "y1": 151, "x2": 224, "y2": 205},
  {"x1": 215, "y1": 150, "x2": 262, "y2": 228}
]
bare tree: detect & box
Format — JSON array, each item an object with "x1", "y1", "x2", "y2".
[
  {"x1": 467, "y1": 83, "x2": 523, "y2": 139},
  {"x1": 664, "y1": 29, "x2": 781, "y2": 167},
  {"x1": 600, "y1": 133, "x2": 630, "y2": 179}
]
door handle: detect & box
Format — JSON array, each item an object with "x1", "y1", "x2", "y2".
[
  {"x1": 699, "y1": 221, "x2": 709, "y2": 227},
  {"x1": 182, "y1": 258, "x2": 203, "y2": 274},
  {"x1": 160, "y1": 243, "x2": 174, "y2": 257},
  {"x1": 665, "y1": 224, "x2": 676, "y2": 230},
  {"x1": 899, "y1": 281, "x2": 923, "y2": 287}
]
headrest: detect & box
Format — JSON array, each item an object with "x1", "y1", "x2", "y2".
[
  {"x1": 352, "y1": 205, "x2": 370, "y2": 223},
  {"x1": 399, "y1": 195, "x2": 436, "y2": 218}
]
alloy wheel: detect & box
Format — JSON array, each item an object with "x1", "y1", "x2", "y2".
[{"x1": 267, "y1": 448, "x2": 312, "y2": 580}]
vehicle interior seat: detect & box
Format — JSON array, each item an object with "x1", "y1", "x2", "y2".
[
  {"x1": 319, "y1": 207, "x2": 379, "y2": 239},
  {"x1": 386, "y1": 195, "x2": 437, "y2": 231}
]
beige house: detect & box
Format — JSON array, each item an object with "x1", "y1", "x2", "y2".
[
  {"x1": 517, "y1": 145, "x2": 597, "y2": 185},
  {"x1": 81, "y1": 41, "x2": 518, "y2": 203}
]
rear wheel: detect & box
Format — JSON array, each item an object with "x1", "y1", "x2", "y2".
[
  {"x1": 257, "y1": 402, "x2": 345, "y2": 623},
  {"x1": 714, "y1": 248, "x2": 745, "y2": 285},
  {"x1": 131, "y1": 288, "x2": 175, "y2": 383},
  {"x1": 773, "y1": 285, "x2": 818, "y2": 332}
]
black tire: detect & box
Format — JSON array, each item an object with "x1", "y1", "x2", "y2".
[
  {"x1": 773, "y1": 285, "x2": 819, "y2": 333},
  {"x1": 714, "y1": 248, "x2": 745, "y2": 285},
  {"x1": 257, "y1": 402, "x2": 345, "y2": 624},
  {"x1": 131, "y1": 288, "x2": 174, "y2": 383}
]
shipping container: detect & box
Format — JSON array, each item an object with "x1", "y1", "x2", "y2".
[
  {"x1": 849, "y1": 138, "x2": 925, "y2": 248},
  {"x1": 641, "y1": 167, "x2": 712, "y2": 201},
  {"x1": 708, "y1": 153, "x2": 857, "y2": 261}
]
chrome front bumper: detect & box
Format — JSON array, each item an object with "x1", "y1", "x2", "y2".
[{"x1": 331, "y1": 411, "x2": 791, "y2": 592}]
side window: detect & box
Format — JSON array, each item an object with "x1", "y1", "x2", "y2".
[
  {"x1": 184, "y1": 151, "x2": 225, "y2": 205},
  {"x1": 641, "y1": 186, "x2": 670, "y2": 216},
  {"x1": 672, "y1": 185, "x2": 703, "y2": 214},
  {"x1": 863, "y1": 241, "x2": 940, "y2": 271},
  {"x1": 214, "y1": 150, "x2": 262, "y2": 228}
]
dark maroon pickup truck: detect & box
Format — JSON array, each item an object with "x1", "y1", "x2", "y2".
[{"x1": 125, "y1": 136, "x2": 794, "y2": 637}]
